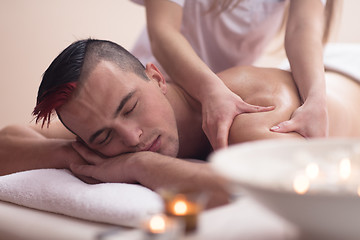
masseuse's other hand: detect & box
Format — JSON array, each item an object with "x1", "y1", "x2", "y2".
[
  {"x1": 203, "y1": 88, "x2": 275, "y2": 150},
  {"x1": 69, "y1": 141, "x2": 138, "y2": 184},
  {"x1": 270, "y1": 99, "x2": 329, "y2": 138}
]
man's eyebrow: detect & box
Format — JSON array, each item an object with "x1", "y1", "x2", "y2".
[{"x1": 113, "y1": 90, "x2": 136, "y2": 117}]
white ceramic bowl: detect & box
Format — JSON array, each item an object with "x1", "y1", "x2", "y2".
[{"x1": 210, "y1": 138, "x2": 360, "y2": 240}]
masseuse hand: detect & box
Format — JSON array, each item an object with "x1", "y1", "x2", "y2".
[
  {"x1": 69, "y1": 141, "x2": 138, "y2": 184},
  {"x1": 270, "y1": 98, "x2": 329, "y2": 138},
  {"x1": 203, "y1": 86, "x2": 275, "y2": 150}
]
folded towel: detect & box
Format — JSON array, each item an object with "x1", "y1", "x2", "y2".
[{"x1": 0, "y1": 169, "x2": 163, "y2": 227}]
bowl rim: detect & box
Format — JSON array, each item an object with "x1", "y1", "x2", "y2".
[{"x1": 209, "y1": 138, "x2": 360, "y2": 197}]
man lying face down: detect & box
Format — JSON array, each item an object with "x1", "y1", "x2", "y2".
[{"x1": 2, "y1": 39, "x2": 360, "y2": 208}]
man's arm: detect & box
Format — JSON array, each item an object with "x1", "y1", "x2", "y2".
[
  {"x1": 0, "y1": 122, "x2": 81, "y2": 176},
  {"x1": 70, "y1": 142, "x2": 229, "y2": 208}
]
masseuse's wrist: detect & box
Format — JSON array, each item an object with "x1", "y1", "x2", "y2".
[
  {"x1": 304, "y1": 89, "x2": 326, "y2": 106},
  {"x1": 197, "y1": 78, "x2": 228, "y2": 104}
]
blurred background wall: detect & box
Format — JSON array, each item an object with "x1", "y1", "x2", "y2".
[
  {"x1": 0, "y1": 0, "x2": 145, "y2": 128},
  {"x1": 0, "y1": 0, "x2": 359, "y2": 128}
]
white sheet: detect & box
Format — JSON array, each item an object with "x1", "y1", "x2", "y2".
[
  {"x1": 279, "y1": 43, "x2": 360, "y2": 82},
  {"x1": 323, "y1": 43, "x2": 360, "y2": 81},
  {"x1": 0, "y1": 169, "x2": 163, "y2": 227}
]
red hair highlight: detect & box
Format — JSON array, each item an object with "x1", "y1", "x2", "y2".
[{"x1": 33, "y1": 82, "x2": 78, "y2": 127}]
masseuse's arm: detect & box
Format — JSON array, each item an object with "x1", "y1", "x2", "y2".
[
  {"x1": 144, "y1": 0, "x2": 273, "y2": 150},
  {"x1": 0, "y1": 122, "x2": 83, "y2": 176},
  {"x1": 70, "y1": 142, "x2": 229, "y2": 208},
  {"x1": 271, "y1": 0, "x2": 328, "y2": 138}
]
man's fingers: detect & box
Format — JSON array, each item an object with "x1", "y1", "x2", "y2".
[
  {"x1": 71, "y1": 164, "x2": 100, "y2": 184},
  {"x1": 72, "y1": 142, "x2": 102, "y2": 165},
  {"x1": 70, "y1": 163, "x2": 91, "y2": 176},
  {"x1": 78, "y1": 175, "x2": 101, "y2": 184}
]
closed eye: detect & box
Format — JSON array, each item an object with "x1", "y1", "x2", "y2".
[
  {"x1": 124, "y1": 100, "x2": 138, "y2": 115},
  {"x1": 98, "y1": 130, "x2": 112, "y2": 145}
]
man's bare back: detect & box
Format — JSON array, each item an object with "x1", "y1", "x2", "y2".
[{"x1": 214, "y1": 66, "x2": 360, "y2": 143}]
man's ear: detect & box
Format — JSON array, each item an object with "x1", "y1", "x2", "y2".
[{"x1": 145, "y1": 63, "x2": 167, "y2": 94}]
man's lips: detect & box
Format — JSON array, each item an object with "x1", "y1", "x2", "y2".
[{"x1": 145, "y1": 136, "x2": 161, "y2": 152}]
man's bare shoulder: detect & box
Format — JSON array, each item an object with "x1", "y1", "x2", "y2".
[
  {"x1": 218, "y1": 66, "x2": 297, "y2": 105},
  {"x1": 31, "y1": 120, "x2": 75, "y2": 139}
]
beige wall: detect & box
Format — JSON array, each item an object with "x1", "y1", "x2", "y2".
[
  {"x1": 1, "y1": 0, "x2": 359, "y2": 128},
  {"x1": 335, "y1": 0, "x2": 360, "y2": 42}
]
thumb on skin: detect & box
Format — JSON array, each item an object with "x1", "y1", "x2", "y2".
[{"x1": 270, "y1": 120, "x2": 297, "y2": 133}]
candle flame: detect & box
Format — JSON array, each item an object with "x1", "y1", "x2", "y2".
[
  {"x1": 149, "y1": 215, "x2": 166, "y2": 234},
  {"x1": 305, "y1": 162, "x2": 319, "y2": 179},
  {"x1": 357, "y1": 186, "x2": 360, "y2": 197},
  {"x1": 173, "y1": 200, "x2": 188, "y2": 215},
  {"x1": 339, "y1": 158, "x2": 351, "y2": 180},
  {"x1": 293, "y1": 174, "x2": 309, "y2": 194}
]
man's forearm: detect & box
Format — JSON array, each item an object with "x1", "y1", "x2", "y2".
[
  {"x1": 70, "y1": 147, "x2": 230, "y2": 208},
  {"x1": 131, "y1": 152, "x2": 230, "y2": 208},
  {"x1": 0, "y1": 125, "x2": 73, "y2": 176}
]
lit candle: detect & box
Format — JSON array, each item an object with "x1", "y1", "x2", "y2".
[
  {"x1": 293, "y1": 174, "x2": 310, "y2": 195},
  {"x1": 148, "y1": 214, "x2": 166, "y2": 234},
  {"x1": 160, "y1": 191, "x2": 204, "y2": 232},
  {"x1": 143, "y1": 213, "x2": 183, "y2": 240},
  {"x1": 306, "y1": 162, "x2": 319, "y2": 180},
  {"x1": 339, "y1": 157, "x2": 351, "y2": 180}
]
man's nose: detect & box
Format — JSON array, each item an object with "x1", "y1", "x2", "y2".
[{"x1": 114, "y1": 122, "x2": 142, "y2": 147}]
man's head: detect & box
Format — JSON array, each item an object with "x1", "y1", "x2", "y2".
[
  {"x1": 33, "y1": 39, "x2": 148, "y2": 126},
  {"x1": 33, "y1": 39, "x2": 180, "y2": 157}
]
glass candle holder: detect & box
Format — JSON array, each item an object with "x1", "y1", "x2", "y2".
[
  {"x1": 142, "y1": 213, "x2": 184, "y2": 240},
  {"x1": 159, "y1": 189, "x2": 207, "y2": 232}
]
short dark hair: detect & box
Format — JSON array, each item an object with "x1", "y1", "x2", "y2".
[{"x1": 33, "y1": 38, "x2": 147, "y2": 127}]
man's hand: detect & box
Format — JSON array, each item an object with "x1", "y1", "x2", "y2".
[
  {"x1": 270, "y1": 98, "x2": 329, "y2": 138},
  {"x1": 69, "y1": 142, "x2": 230, "y2": 207},
  {"x1": 69, "y1": 142, "x2": 138, "y2": 184},
  {"x1": 202, "y1": 89, "x2": 274, "y2": 150},
  {"x1": 60, "y1": 141, "x2": 100, "y2": 184}
]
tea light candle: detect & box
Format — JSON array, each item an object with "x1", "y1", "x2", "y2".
[
  {"x1": 142, "y1": 213, "x2": 183, "y2": 240},
  {"x1": 339, "y1": 157, "x2": 351, "y2": 180},
  {"x1": 164, "y1": 193, "x2": 202, "y2": 232},
  {"x1": 147, "y1": 214, "x2": 167, "y2": 234}
]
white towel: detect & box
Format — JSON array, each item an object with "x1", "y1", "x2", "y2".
[
  {"x1": 0, "y1": 169, "x2": 163, "y2": 227},
  {"x1": 279, "y1": 43, "x2": 360, "y2": 82},
  {"x1": 323, "y1": 43, "x2": 360, "y2": 82}
]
